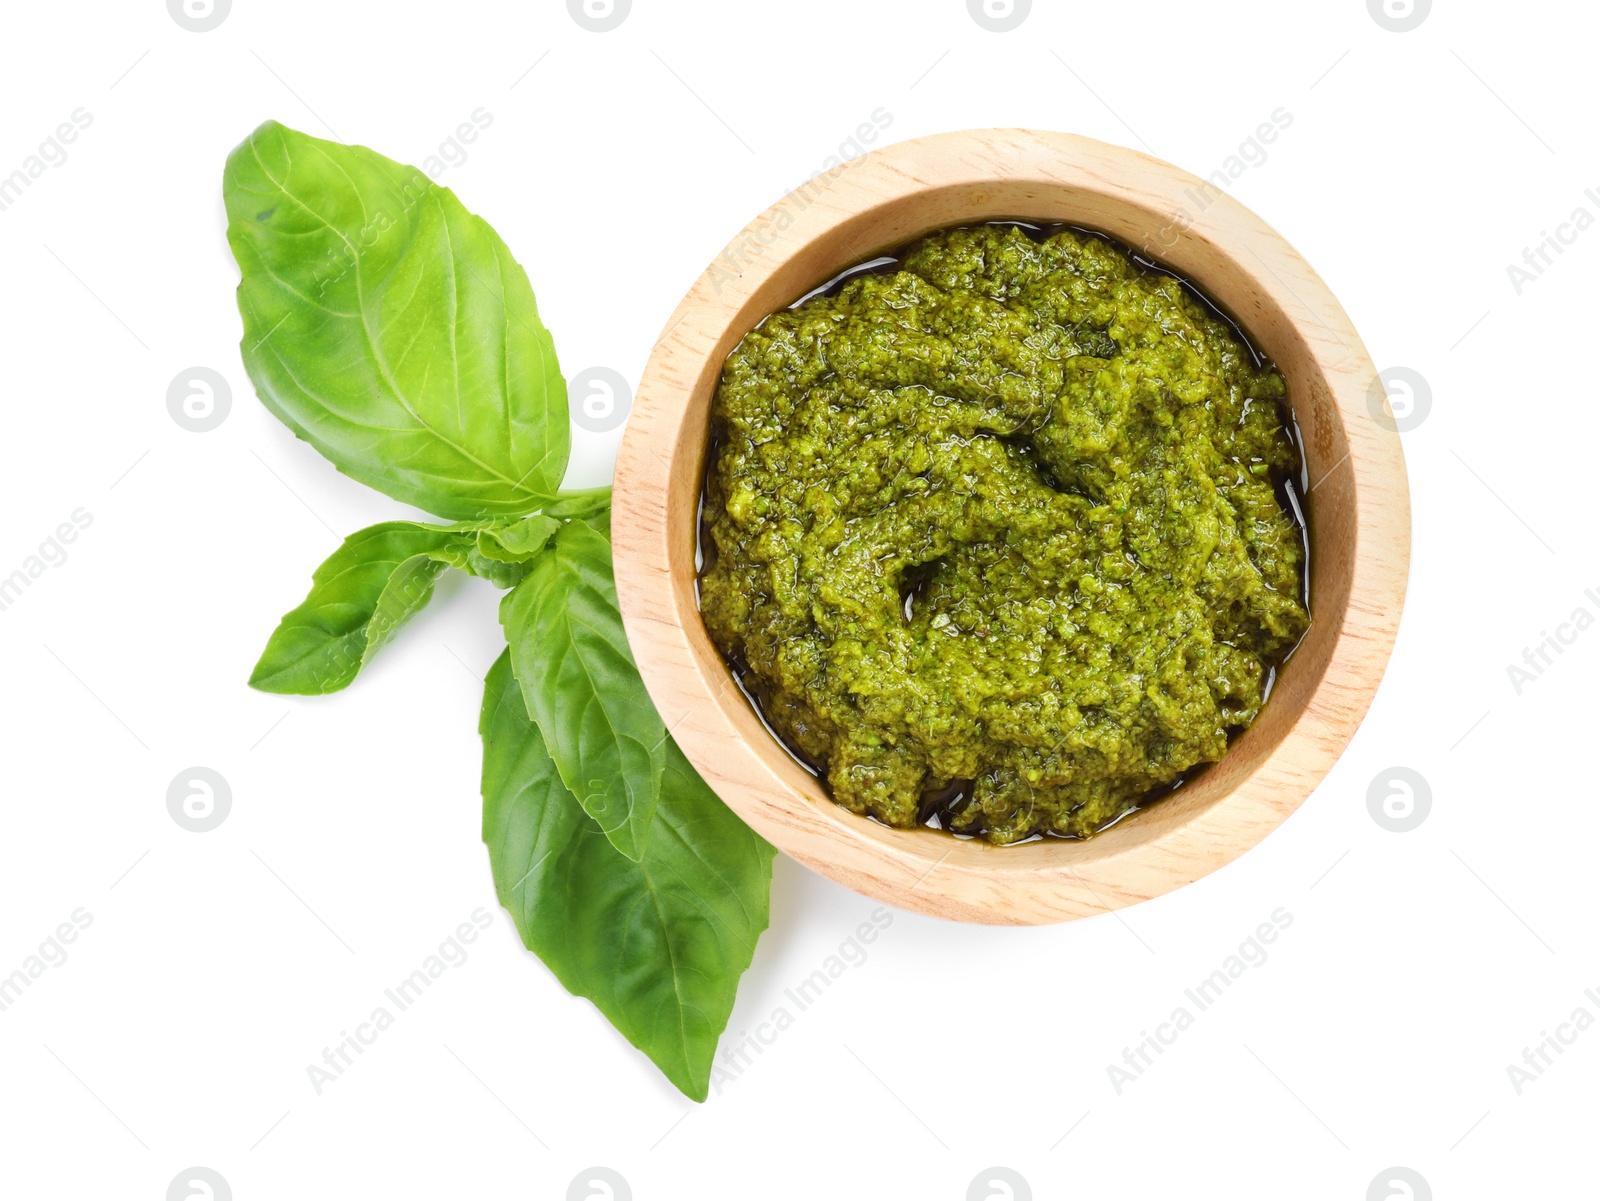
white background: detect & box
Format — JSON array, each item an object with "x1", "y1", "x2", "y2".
[{"x1": 1, "y1": 0, "x2": 1592, "y2": 1197}]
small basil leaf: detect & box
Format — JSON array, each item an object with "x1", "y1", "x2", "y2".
[
  {"x1": 481, "y1": 650, "x2": 774, "y2": 1101},
  {"x1": 476, "y1": 514, "x2": 561, "y2": 564},
  {"x1": 541, "y1": 487, "x2": 612, "y2": 520},
  {"x1": 224, "y1": 121, "x2": 569, "y2": 520},
  {"x1": 582, "y1": 507, "x2": 612, "y2": 542},
  {"x1": 250, "y1": 522, "x2": 473, "y2": 694},
  {"x1": 542, "y1": 488, "x2": 611, "y2": 540},
  {"x1": 454, "y1": 545, "x2": 532, "y2": 591},
  {"x1": 499, "y1": 521, "x2": 664, "y2": 860}
]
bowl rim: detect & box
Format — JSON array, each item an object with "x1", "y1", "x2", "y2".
[{"x1": 613, "y1": 127, "x2": 1411, "y2": 925}]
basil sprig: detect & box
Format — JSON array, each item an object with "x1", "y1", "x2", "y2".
[{"x1": 226, "y1": 121, "x2": 772, "y2": 1101}]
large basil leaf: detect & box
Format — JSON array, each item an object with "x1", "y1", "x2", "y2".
[
  {"x1": 251, "y1": 518, "x2": 557, "y2": 694},
  {"x1": 224, "y1": 120, "x2": 568, "y2": 520},
  {"x1": 480, "y1": 650, "x2": 774, "y2": 1101},
  {"x1": 499, "y1": 521, "x2": 665, "y2": 860}
]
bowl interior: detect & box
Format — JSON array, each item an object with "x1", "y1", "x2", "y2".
[{"x1": 663, "y1": 178, "x2": 1355, "y2": 875}]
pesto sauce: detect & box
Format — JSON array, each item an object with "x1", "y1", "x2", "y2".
[{"x1": 699, "y1": 223, "x2": 1309, "y2": 844}]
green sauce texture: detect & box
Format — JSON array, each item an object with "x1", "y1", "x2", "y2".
[{"x1": 699, "y1": 224, "x2": 1309, "y2": 844}]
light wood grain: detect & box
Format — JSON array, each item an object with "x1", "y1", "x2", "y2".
[{"x1": 612, "y1": 129, "x2": 1410, "y2": 925}]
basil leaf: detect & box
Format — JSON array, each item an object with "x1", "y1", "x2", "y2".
[
  {"x1": 250, "y1": 522, "x2": 473, "y2": 694},
  {"x1": 224, "y1": 121, "x2": 568, "y2": 520},
  {"x1": 581, "y1": 507, "x2": 612, "y2": 542},
  {"x1": 476, "y1": 514, "x2": 561, "y2": 563},
  {"x1": 251, "y1": 513, "x2": 568, "y2": 692},
  {"x1": 481, "y1": 650, "x2": 774, "y2": 1101},
  {"x1": 541, "y1": 487, "x2": 612, "y2": 520},
  {"x1": 453, "y1": 545, "x2": 532, "y2": 591},
  {"x1": 499, "y1": 520, "x2": 665, "y2": 860},
  {"x1": 542, "y1": 487, "x2": 612, "y2": 539}
]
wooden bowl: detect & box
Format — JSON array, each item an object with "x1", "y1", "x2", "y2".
[{"x1": 613, "y1": 128, "x2": 1410, "y2": 925}]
